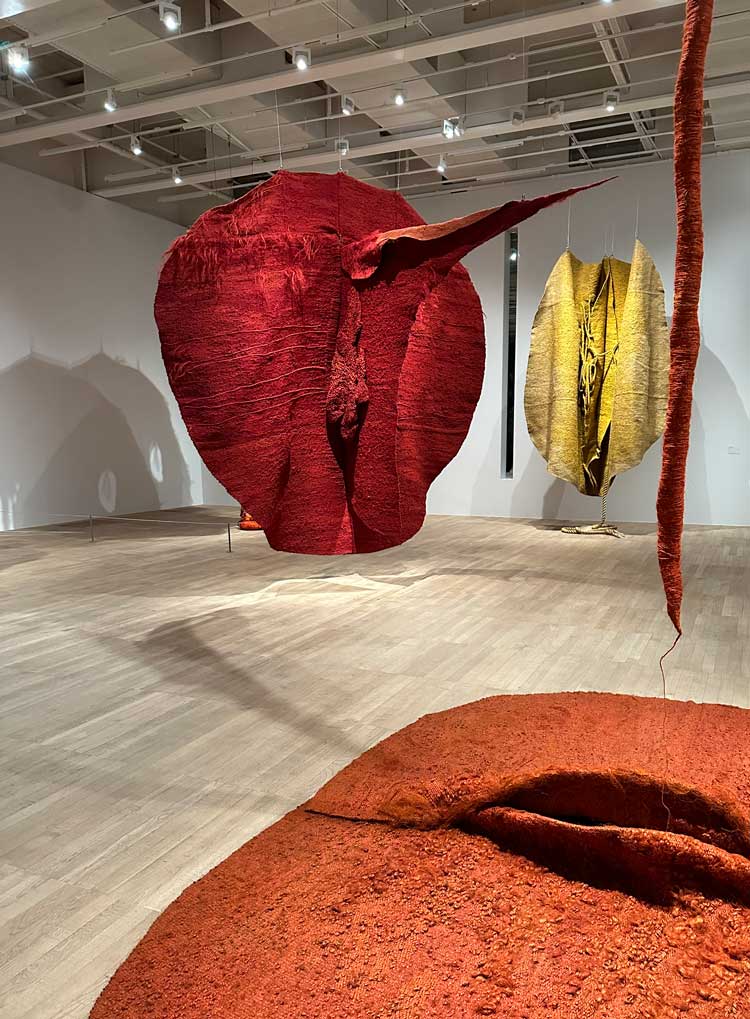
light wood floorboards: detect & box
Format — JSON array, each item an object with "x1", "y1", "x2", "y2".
[{"x1": 1, "y1": 509, "x2": 748, "y2": 1018}]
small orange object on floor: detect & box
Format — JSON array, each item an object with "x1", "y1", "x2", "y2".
[{"x1": 238, "y1": 507, "x2": 262, "y2": 531}]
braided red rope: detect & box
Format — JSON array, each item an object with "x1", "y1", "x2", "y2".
[{"x1": 657, "y1": 0, "x2": 715, "y2": 634}]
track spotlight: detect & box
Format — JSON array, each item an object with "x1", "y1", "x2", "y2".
[
  {"x1": 511, "y1": 109, "x2": 525, "y2": 127},
  {"x1": 436, "y1": 154, "x2": 447, "y2": 175},
  {"x1": 103, "y1": 88, "x2": 117, "y2": 113},
  {"x1": 392, "y1": 84, "x2": 406, "y2": 107},
  {"x1": 158, "y1": 1, "x2": 182, "y2": 31},
  {"x1": 130, "y1": 134, "x2": 143, "y2": 156},
  {"x1": 171, "y1": 166, "x2": 183, "y2": 185},
  {"x1": 603, "y1": 90, "x2": 619, "y2": 113},
  {"x1": 292, "y1": 46, "x2": 311, "y2": 71},
  {"x1": 341, "y1": 94, "x2": 355, "y2": 117},
  {"x1": 442, "y1": 117, "x2": 463, "y2": 140},
  {"x1": 335, "y1": 137, "x2": 350, "y2": 157},
  {"x1": 8, "y1": 44, "x2": 30, "y2": 74},
  {"x1": 509, "y1": 250, "x2": 518, "y2": 263}
]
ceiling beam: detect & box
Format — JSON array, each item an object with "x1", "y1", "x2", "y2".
[
  {"x1": 0, "y1": 0, "x2": 680, "y2": 149},
  {"x1": 92, "y1": 77, "x2": 750, "y2": 198}
]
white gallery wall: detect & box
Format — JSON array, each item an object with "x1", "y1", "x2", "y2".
[
  {"x1": 0, "y1": 160, "x2": 205, "y2": 531},
  {"x1": 416, "y1": 151, "x2": 750, "y2": 526},
  {"x1": 2, "y1": 153, "x2": 747, "y2": 532}
]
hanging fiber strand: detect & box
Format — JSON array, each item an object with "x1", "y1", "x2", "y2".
[{"x1": 656, "y1": 0, "x2": 714, "y2": 635}]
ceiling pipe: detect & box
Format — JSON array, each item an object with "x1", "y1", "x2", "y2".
[
  {"x1": 94, "y1": 65, "x2": 750, "y2": 186},
  {"x1": 91, "y1": 77, "x2": 750, "y2": 198},
  {"x1": 401, "y1": 136, "x2": 750, "y2": 198},
  {"x1": 0, "y1": 0, "x2": 682, "y2": 149},
  {"x1": 34, "y1": 17, "x2": 690, "y2": 157},
  {"x1": 161, "y1": 116, "x2": 750, "y2": 199},
  {"x1": 2, "y1": 0, "x2": 600, "y2": 119},
  {"x1": 155, "y1": 128, "x2": 750, "y2": 204},
  {"x1": 94, "y1": 41, "x2": 716, "y2": 180},
  {"x1": 0, "y1": 1, "x2": 163, "y2": 51},
  {"x1": 33, "y1": 12, "x2": 744, "y2": 160},
  {"x1": 157, "y1": 110, "x2": 738, "y2": 193}
]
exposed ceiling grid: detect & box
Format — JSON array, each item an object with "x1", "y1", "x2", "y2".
[{"x1": 0, "y1": 0, "x2": 748, "y2": 223}]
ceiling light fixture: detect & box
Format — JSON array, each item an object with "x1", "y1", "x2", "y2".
[
  {"x1": 511, "y1": 109, "x2": 526, "y2": 127},
  {"x1": 7, "y1": 44, "x2": 30, "y2": 74},
  {"x1": 292, "y1": 46, "x2": 311, "y2": 71},
  {"x1": 509, "y1": 250, "x2": 518, "y2": 262},
  {"x1": 392, "y1": 85, "x2": 406, "y2": 107},
  {"x1": 341, "y1": 95, "x2": 355, "y2": 117},
  {"x1": 103, "y1": 88, "x2": 117, "y2": 113},
  {"x1": 436, "y1": 154, "x2": 447, "y2": 175},
  {"x1": 335, "y1": 137, "x2": 350, "y2": 157},
  {"x1": 442, "y1": 117, "x2": 463, "y2": 140},
  {"x1": 158, "y1": 1, "x2": 182, "y2": 32},
  {"x1": 130, "y1": 134, "x2": 143, "y2": 156},
  {"x1": 603, "y1": 89, "x2": 619, "y2": 113},
  {"x1": 171, "y1": 166, "x2": 183, "y2": 185}
]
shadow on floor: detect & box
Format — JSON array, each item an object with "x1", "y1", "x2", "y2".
[{"x1": 101, "y1": 608, "x2": 363, "y2": 759}]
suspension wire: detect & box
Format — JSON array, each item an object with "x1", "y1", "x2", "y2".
[{"x1": 275, "y1": 91, "x2": 284, "y2": 168}]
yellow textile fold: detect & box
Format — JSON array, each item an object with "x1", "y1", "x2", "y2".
[{"x1": 524, "y1": 240, "x2": 669, "y2": 496}]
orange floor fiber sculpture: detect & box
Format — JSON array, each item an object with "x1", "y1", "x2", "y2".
[{"x1": 91, "y1": 692, "x2": 750, "y2": 1019}]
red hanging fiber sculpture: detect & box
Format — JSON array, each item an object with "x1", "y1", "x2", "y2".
[
  {"x1": 657, "y1": 0, "x2": 714, "y2": 634},
  {"x1": 155, "y1": 171, "x2": 603, "y2": 555}
]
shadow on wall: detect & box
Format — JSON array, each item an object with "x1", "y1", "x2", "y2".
[{"x1": 0, "y1": 353, "x2": 191, "y2": 530}]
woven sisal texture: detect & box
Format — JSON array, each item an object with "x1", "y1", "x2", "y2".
[
  {"x1": 155, "y1": 171, "x2": 603, "y2": 555},
  {"x1": 657, "y1": 0, "x2": 715, "y2": 633},
  {"x1": 91, "y1": 692, "x2": 750, "y2": 1019},
  {"x1": 524, "y1": 242, "x2": 669, "y2": 496}
]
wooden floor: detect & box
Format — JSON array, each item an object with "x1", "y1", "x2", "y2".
[{"x1": 1, "y1": 509, "x2": 748, "y2": 1019}]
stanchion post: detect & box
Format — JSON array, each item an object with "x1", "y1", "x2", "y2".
[
  {"x1": 227, "y1": 522, "x2": 233, "y2": 553},
  {"x1": 89, "y1": 513, "x2": 95, "y2": 543}
]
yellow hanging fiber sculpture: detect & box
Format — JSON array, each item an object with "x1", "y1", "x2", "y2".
[{"x1": 525, "y1": 240, "x2": 669, "y2": 505}]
